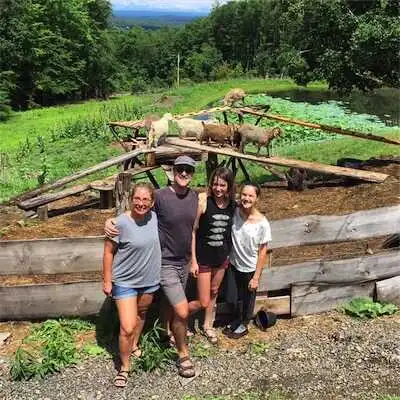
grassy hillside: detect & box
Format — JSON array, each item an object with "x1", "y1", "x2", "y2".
[{"x1": 0, "y1": 79, "x2": 398, "y2": 203}]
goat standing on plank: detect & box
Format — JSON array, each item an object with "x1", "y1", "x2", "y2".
[
  {"x1": 223, "y1": 88, "x2": 246, "y2": 107},
  {"x1": 147, "y1": 113, "x2": 173, "y2": 148},
  {"x1": 237, "y1": 124, "x2": 283, "y2": 156},
  {"x1": 176, "y1": 118, "x2": 218, "y2": 140},
  {"x1": 199, "y1": 122, "x2": 237, "y2": 147}
]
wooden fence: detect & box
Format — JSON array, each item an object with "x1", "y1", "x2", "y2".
[{"x1": 0, "y1": 206, "x2": 399, "y2": 320}]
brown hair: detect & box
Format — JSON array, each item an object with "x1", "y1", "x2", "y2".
[
  {"x1": 241, "y1": 181, "x2": 261, "y2": 197},
  {"x1": 208, "y1": 167, "x2": 236, "y2": 201},
  {"x1": 130, "y1": 182, "x2": 155, "y2": 201}
]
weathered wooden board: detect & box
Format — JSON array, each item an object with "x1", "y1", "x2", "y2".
[
  {"x1": 0, "y1": 237, "x2": 103, "y2": 275},
  {"x1": 166, "y1": 138, "x2": 388, "y2": 183},
  {"x1": 236, "y1": 107, "x2": 400, "y2": 146},
  {"x1": 15, "y1": 148, "x2": 152, "y2": 203},
  {"x1": 269, "y1": 206, "x2": 400, "y2": 248},
  {"x1": 1, "y1": 207, "x2": 399, "y2": 275},
  {"x1": 260, "y1": 250, "x2": 400, "y2": 292},
  {"x1": 18, "y1": 184, "x2": 92, "y2": 210},
  {"x1": 0, "y1": 281, "x2": 104, "y2": 320},
  {"x1": 0, "y1": 278, "x2": 288, "y2": 321},
  {"x1": 291, "y1": 282, "x2": 375, "y2": 316},
  {"x1": 376, "y1": 276, "x2": 400, "y2": 306}
]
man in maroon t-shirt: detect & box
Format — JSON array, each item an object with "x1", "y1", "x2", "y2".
[{"x1": 105, "y1": 155, "x2": 198, "y2": 378}]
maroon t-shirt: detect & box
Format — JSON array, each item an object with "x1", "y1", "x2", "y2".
[{"x1": 155, "y1": 187, "x2": 198, "y2": 266}]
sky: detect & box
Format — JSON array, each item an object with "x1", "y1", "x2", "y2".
[{"x1": 111, "y1": 0, "x2": 228, "y2": 13}]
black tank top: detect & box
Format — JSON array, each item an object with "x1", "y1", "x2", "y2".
[{"x1": 196, "y1": 196, "x2": 235, "y2": 267}]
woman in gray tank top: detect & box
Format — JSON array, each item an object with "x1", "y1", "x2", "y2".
[{"x1": 103, "y1": 183, "x2": 161, "y2": 387}]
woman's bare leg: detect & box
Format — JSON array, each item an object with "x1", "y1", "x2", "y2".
[{"x1": 115, "y1": 297, "x2": 138, "y2": 371}]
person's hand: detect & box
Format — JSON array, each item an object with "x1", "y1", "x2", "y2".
[
  {"x1": 191, "y1": 261, "x2": 199, "y2": 278},
  {"x1": 103, "y1": 281, "x2": 112, "y2": 297},
  {"x1": 104, "y1": 218, "x2": 119, "y2": 237},
  {"x1": 248, "y1": 278, "x2": 259, "y2": 291}
]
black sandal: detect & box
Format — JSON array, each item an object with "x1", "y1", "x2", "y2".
[
  {"x1": 176, "y1": 356, "x2": 195, "y2": 378},
  {"x1": 113, "y1": 370, "x2": 129, "y2": 388}
]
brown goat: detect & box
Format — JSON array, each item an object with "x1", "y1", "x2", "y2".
[
  {"x1": 237, "y1": 124, "x2": 283, "y2": 156},
  {"x1": 199, "y1": 122, "x2": 236, "y2": 147},
  {"x1": 223, "y1": 88, "x2": 246, "y2": 106}
]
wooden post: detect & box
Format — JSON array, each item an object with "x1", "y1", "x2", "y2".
[
  {"x1": 37, "y1": 205, "x2": 48, "y2": 221},
  {"x1": 145, "y1": 151, "x2": 156, "y2": 167},
  {"x1": 206, "y1": 153, "x2": 218, "y2": 183},
  {"x1": 115, "y1": 172, "x2": 132, "y2": 215},
  {"x1": 99, "y1": 187, "x2": 114, "y2": 209}
]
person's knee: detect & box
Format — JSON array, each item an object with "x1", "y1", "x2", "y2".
[
  {"x1": 173, "y1": 303, "x2": 189, "y2": 320},
  {"x1": 120, "y1": 323, "x2": 136, "y2": 337},
  {"x1": 199, "y1": 295, "x2": 210, "y2": 309}
]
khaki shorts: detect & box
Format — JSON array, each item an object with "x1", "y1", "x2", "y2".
[{"x1": 160, "y1": 264, "x2": 190, "y2": 306}]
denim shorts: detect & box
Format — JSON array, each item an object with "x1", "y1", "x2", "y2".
[{"x1": 112, "y1": 283, "x2": 160, "y2": 300}]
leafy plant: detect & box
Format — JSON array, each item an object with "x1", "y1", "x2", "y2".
[
  {"x1": 191, "y1": 340, "x2": 215, "y2": 359},
  {"x1": 131, "y1": 321, "x2": 176, "y2": 372},
  {"x1": 248, "y1": 341, "x2": 271, "y2": 355},
  {"x1": 341, "y1": 297, "x2": 398, "y2": 319},
  {"x1": 10, "y1": 318, "x2": 96, "y2": 381}
]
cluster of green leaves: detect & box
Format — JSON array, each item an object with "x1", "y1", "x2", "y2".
[
  {"x1": 10, "y1": 319, "x2": 96, "y2": 381},
  {"x1": 131, "y1": 321, "x2": 176, "y2": 372},
  {"x1": 341, "y1": 297, "x2": 398, "y2": 319}
]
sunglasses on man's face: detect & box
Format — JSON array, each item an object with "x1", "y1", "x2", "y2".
[{"x1": 175, "y1": 165, "x2": 195, "y2": 174}]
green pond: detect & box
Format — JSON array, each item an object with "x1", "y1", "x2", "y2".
[{"x1": 268, "y1": 87, "x2": 400, "y2": 127}]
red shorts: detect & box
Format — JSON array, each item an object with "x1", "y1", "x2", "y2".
[{"x1": 198, "y1": 258, "x2": 229, "y2": 273}]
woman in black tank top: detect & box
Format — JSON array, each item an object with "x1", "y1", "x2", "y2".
[{"x1": 188, "y1": 167, "x2": 236, "y2": 344}]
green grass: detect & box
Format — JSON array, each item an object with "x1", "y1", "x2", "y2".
[
  {"x1": 0, "y1": 78, "x2": 304, "y2": 151},
  {"x1": 0, "y1": 78, "x2": 399, "y2": 203}
]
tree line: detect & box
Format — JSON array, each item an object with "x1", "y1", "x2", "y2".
[{"x1": 0, "y1": 0, "x2": 398, "y2": 116}]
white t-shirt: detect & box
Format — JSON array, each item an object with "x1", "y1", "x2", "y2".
[{"x1": 229, "y1": 208, "x2": 272, "y2": 273}]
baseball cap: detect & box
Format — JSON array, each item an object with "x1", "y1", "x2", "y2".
[{"x1": 174, "y1": 155, "x2": 196, "y2": 168}]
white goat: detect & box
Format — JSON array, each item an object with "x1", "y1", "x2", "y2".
[
  {"x1": 175, "y1": 118, "x2": 218, "y2": 140},
  {"x1": 147, "y1": 113, "x2": 173, "y2": 148}
]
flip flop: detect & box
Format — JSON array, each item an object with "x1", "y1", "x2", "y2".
[
  {"x1": 113, "y1": 370, "x2": 129, "y2": 388},
  {"x1": 176, "y1": 356, "x2": 195, "y2": 378}
]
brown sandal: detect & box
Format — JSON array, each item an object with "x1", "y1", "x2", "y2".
[
  {"x1": 113, "y1": 370, "x2": 129, "y2": 388},
  {"x1": 176, "y1": 356, "x2": 195, "y2": 378},
  {"x1": 131, "y1": 347, "x2": 142, "y2": 358},
  {"x1": 202, "y1": 328, "x2": 218, "y2": 345}
]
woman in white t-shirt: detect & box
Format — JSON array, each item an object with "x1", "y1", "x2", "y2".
[{"x1": 223, "y1": 182, "x2": 271, "y2": 339}]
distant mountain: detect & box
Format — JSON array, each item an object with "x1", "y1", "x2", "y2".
[{"x1": 112, "y1": 9, "x2": 207, "y2": 29}]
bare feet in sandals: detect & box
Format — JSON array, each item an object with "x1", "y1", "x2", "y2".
[
  {"x1": 176, "y1": 356, "x2": 195, "y2": 378},
  {"x1": 114, "y1": 370, "x2": 129, "y2": 388},
  {"x1": 131, "y1": 347, "x2": 142, "y2": 358},
  {"x1": 202, "y1": 327, "x2": 218, "y2": 345}
]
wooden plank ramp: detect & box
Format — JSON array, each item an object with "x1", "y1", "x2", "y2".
[
  {"x1": 166, "y1": 138, "x2": 389, "y2": 183},
  {"x1": 236, "y1": 107, "x2": 400, "y2": 146}
]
